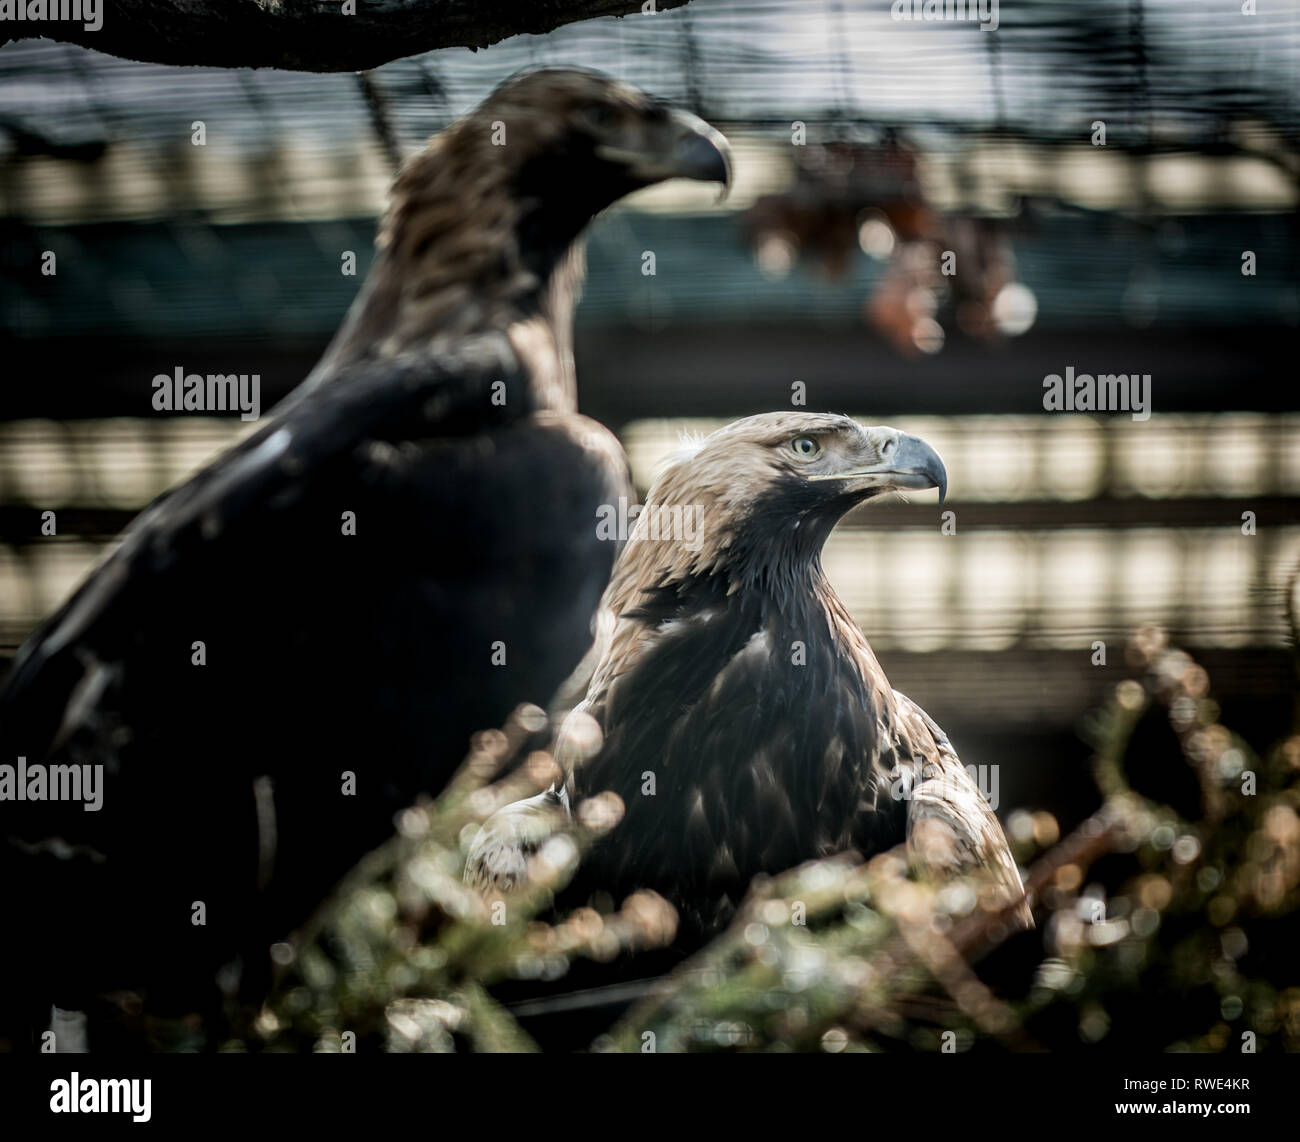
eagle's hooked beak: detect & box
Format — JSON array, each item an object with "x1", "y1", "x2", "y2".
[
  {"x1": 599, "y1": 107, "x2": 732, "y2": 199},
  {"x1": 809, "y1": 428, "x2": 948, "y2": 504},
  {"x1": 665, "y1": 109, "x2": 732, "y2": 199}
]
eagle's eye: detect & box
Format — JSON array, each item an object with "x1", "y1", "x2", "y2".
[
  {"x1": 577, "y1": 101, "x2": 620, "y2": 133},
  {"x1": 790, "y1": 436, "x2": 821, "y2": 458}
]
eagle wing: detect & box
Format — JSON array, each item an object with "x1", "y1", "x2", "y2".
[
  {"x1": 1, "y1": 339, "x2": 518, "y2": 759},
  {"x1": 891, "y1": 689, "x2": 1033, "y2": 929}
]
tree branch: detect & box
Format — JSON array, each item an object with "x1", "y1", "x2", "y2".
[{"x1": 7, "y1": 0, "x2": 690, "y2": 73}]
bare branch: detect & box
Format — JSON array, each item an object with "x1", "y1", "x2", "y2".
[{"x1": 8, "y1": 0, "x2": 690, "y2": 73}]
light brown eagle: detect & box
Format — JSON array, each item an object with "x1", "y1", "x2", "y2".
[{"x1": 470, "y1": 412, "x2": 1032, "y2": 944}]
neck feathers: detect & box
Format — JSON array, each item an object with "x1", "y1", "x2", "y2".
[
  {"x1": 598, "y1": 515, "x2": 905, "y2": 726},
  {"x1": 309, "y1": 130, "x2": 586, "y2": 411}
]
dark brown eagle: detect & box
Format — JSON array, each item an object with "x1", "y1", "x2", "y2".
[
  {"x1": 470, "y1": 412, "x2": 1031, "y2": 949},
  {"x1": 0, "y1": 69, "x2": 729, "y2": 1043}
]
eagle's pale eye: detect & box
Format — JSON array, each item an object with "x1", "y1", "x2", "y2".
[{"x1": 790, "y1": 436, "x2": 821, "y2": 458}]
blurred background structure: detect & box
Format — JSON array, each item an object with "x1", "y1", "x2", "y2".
[{"x1": 1, "y1": 0, "x2": 1298, "y2": 838}]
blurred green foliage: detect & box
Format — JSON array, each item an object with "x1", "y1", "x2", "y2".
[{"x1": 237, "y1": 626, "x2": 1298, "y2": 1053}]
